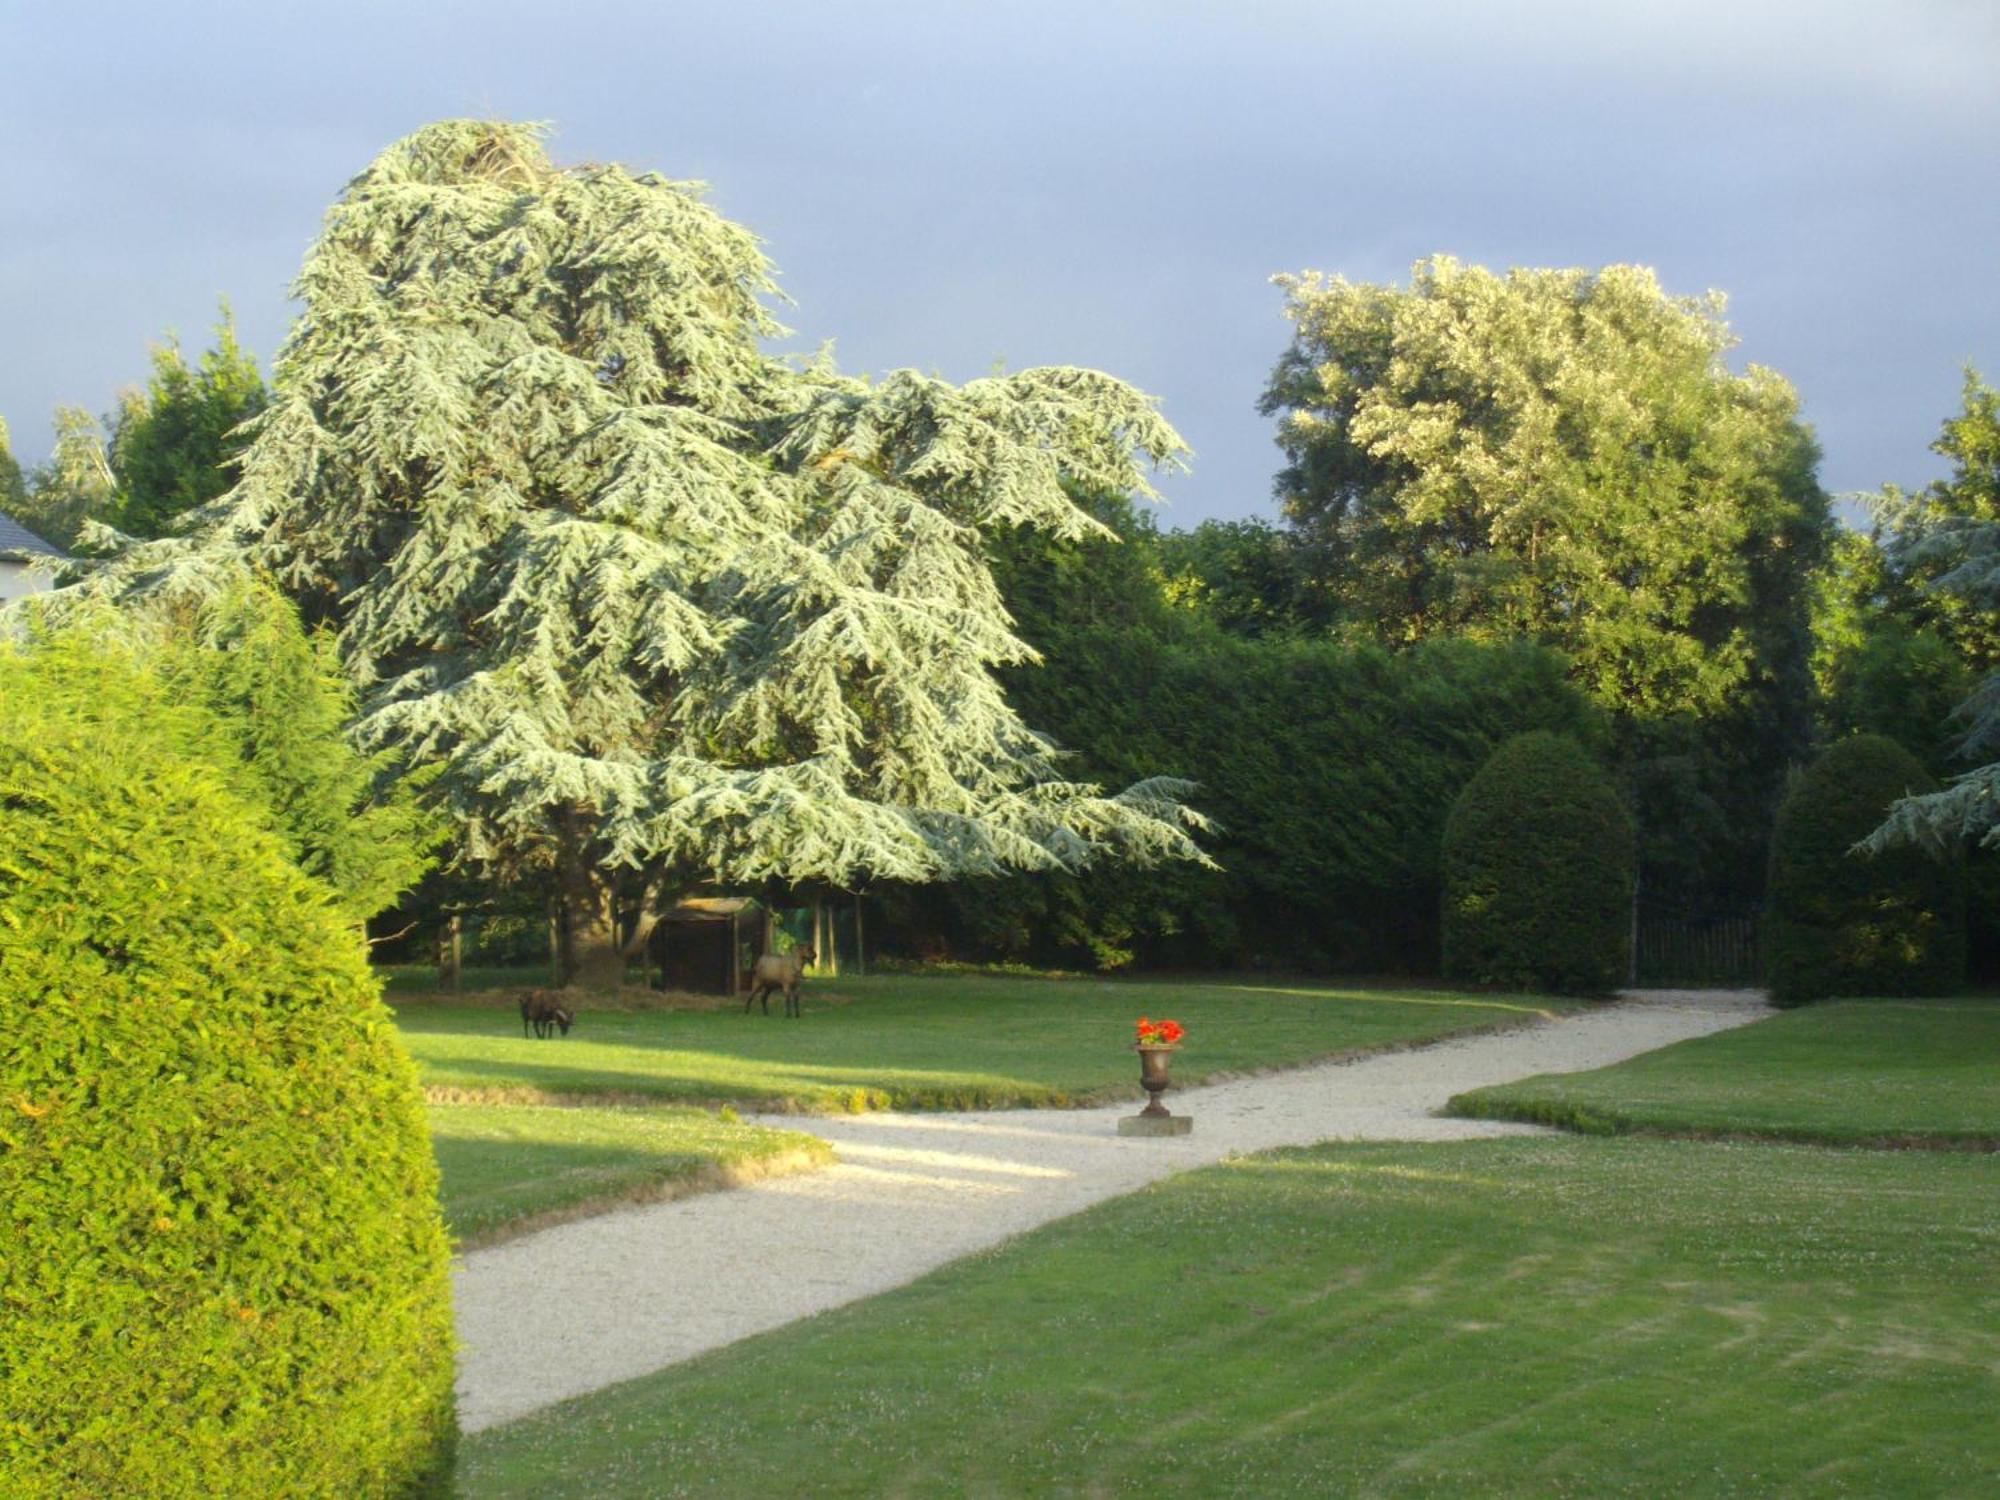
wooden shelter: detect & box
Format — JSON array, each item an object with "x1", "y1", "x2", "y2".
[{"x1": 647, "y1": 896, "x2": 761, "y2": 996}]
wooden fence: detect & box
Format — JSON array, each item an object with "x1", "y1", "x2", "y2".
[{"x1": 1634, "y1": 912, "x2": 1762, "y2": 988}]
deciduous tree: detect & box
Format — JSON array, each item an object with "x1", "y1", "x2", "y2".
[
  {"x1": 1153, "y1": 516, "x2": 1326, "y2": 637},
  {"x1": 110, "y1": 304, "x2": 268, "y2": 538},
  {"x1": 1864, "y1": 370, "x2": 2000, "y2": 857},
  {"x1": 1261, "y1": 257, "x2": 1832, "y2": 905},
  {"x1": 0, "y1": 417, "x2": 26, "y2": 513},
  {"x1": 14, "y1": 406, "x2": 114, "y2": 550},
  {"x1": 1262, "y1": 257, "x2": 1828, "y2": 719}
]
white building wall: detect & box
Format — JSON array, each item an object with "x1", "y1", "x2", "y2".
[{"x1": 0, "y1": 558, "x2": 56, "y2": 605}]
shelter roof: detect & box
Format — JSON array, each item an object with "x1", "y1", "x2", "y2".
[{"x1": 663, "y1": 896, "x2": 759, "y2": 922}]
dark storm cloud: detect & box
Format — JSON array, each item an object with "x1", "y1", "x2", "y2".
[{"x1": 3, "y1": 0, "x2": 1995, "y2": 524}]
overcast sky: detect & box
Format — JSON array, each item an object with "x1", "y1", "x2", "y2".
[{"x1": 4, "y1": 0, "x2": 1996, "y2": 527}]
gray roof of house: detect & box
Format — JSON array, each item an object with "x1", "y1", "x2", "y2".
[{"x1": 0, "y1": 510, "x2": 67, "y2": 562}]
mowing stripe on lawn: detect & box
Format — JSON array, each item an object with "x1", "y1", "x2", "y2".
[{"x1": 459, "y1": 1135, "x2": 2000, "y2": 1498}]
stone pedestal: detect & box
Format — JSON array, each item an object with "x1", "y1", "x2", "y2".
[{"x1": 1117, "y1": 1114, "x2": 1192, "y2": 1137}]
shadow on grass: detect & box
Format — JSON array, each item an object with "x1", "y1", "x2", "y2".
[{"x1": 392, "y1": 973, "x2": 1584, "y2": 1113}]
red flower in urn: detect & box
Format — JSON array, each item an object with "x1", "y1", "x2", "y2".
[{"x1": 1135, "y1": 1017, "x2": 1185, "y2": 1049}]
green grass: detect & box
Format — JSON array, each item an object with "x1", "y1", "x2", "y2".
[
  {"x1": 1449, "y1": 997, "x2": 2000, "y2": 1147},
  {"x1": 390, "y1": 972, "x2": 1578, "y2": 1113},
  {"x1": 428, "y1": 1104, "x2": 832, "y2": 1247},
  {"x1": 459, "y1": 1135, "x2": 2000, "y2": 1497},
  {"x1": 386, "y1": 963, "x2": 559, "y2": 997}
]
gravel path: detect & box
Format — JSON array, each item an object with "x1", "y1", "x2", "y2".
[{"x1": 453, "y1": 988, "x2": 1767, "y2": 1432}]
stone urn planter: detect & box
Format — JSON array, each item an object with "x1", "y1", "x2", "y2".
[
  {"x1": 1136, "y1": 1044, "x2": 1178, "y2": 1116},
  {"x1": 1119, "y1": 1019, "x2": 1192, "y2": 1137}
]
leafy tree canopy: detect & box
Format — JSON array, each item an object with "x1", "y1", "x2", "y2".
[
  {"x1": 4, "y1": 311, "x2": 268, "y2": 552},
  {"x1": 7, "y1": 588, "x2": 438, "y2": 922},
  {"x1": 1867, "y1": 369, "x2": 2000, "y2": 672},
  {"x1": 1153, "y1": 516, "x2": 1327, "y2": 637},
  {"x1": 110, "y1": 303, "x2": 268, "y2": 539},
  {"x1": 1811, "y1": 529, "x2": 1972, "y2": 774},
  {"x1": 985, "y1": 489, "x2": 1181, "y2": 647},
  {"x1": 81, "y1": 120, "x2": 1208, "y2": 980},
  {"x1": 0, "y1": 416, "x2": 26, "y2": 513},
  {"x1": 1864, "y1": 370, "x2": 2000, "y2": 856},
  {"x1": 1261, "y1": 257, "x2": 1830, "y2": 723},
  {"x1": 12, "y1": 406, "x2": 114, "y2": 551}
]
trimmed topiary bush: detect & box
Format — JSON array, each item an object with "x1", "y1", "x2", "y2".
[
  {"x1": 0, "y1": 650, "x2": 455, "y2": 1496},
  {"x1": 1766, "y1": 734, "x2": 1965, "y2": 1006},
  {"x1": 1441, "y1": 732, "x2": 1636, "y2": 995}
]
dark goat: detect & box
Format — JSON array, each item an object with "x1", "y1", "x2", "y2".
[
  {"x1": 519, "y1": 989, "x2": 575, "y2": 1039},
  {"x1": 745, "y1": 946, "x2": 816, "y2": 1018}
]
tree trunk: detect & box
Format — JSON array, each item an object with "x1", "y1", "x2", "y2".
[
  {"x1": 565, "y1": 890, "x2": 625, "y2": 989},
  {"x1": 557, "y1": 809, "x2": 625, "y2": 990},
  {"x1": 438, "y1": 914, "x2": 461, "y2": 992},
  {"x1": 620, "y1": 869, "x2": 666, "y2": 964}
]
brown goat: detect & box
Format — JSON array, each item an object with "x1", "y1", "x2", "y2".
[
  {"x1": 745, "y1": 945, "x2": 816, "y2": 1018},
  {"x1": 519, "y1": 989, "x2": 575, "y2": 1039}
]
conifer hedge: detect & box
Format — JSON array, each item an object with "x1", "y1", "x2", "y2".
[
  {"x1": 1766, "y1": 734, "x2": 1965, "y2": 1005},
  {"x1": 0, "y1": 656, "x2": 455, "y2": 1495},
  {"x1": 1440, "y1": 732, "x2": 1635, "y2": 995},
  {"x1": 922, "y1": 623, "x2": 1603, "y2": 973}
]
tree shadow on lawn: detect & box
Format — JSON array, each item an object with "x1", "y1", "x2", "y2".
[{"x1": 391, "y1": 979, "x2": 1580, "y2": 1112}]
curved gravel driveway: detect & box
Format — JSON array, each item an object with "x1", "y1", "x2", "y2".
[{"x1": 453, "y1": 988, "x2": 1768, "y2": 1432}]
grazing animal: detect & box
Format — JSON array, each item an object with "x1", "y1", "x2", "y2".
[
  {"x1": 745, "y1": 945, "x2": 816, "y2": 1018},
  {"x1": 519, "y1": 989, "x2": 575, "y2": 1039}
]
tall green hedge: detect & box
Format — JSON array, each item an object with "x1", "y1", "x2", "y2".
[
  {"x1": 888, "y1": 626, "x2": 1602, "y2": 972},
  {"x1": 1440, "y1": 732, "x2": 1636, "y2": 995},
  {"x1": 1766, "y1": 734, "x2": 1965, "y2": 1006},
  {"x1": 0, "y1": 651, "x2": 455, "y2": 1496}
]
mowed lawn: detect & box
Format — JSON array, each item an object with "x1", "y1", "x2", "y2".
[
  {"x1": 428, "y1": 1104, "x2": 832, "y2": 1247},
  {"x1": 392, "y1": 973, "x2": 1576, "y2": 1113},
  {"x1": 460, "y1": 1135, "x2": 2000, "y2": 1497},
  {"x1": 1449, "y1": 997, "x2": 2000, "y2": 1147}
]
